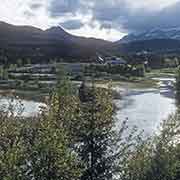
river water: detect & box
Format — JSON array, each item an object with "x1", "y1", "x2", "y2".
[
  {"x1": 0, "y1": 97, "x2": 46, "y2": 117},
  {"x1": 0, "y1": 78, "x2": 176, "y2": 136},
  {"x1": 115, "y1": 78, "x2": 176, "y2": 136}
]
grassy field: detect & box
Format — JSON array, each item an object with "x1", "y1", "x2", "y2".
[
  {"x1": 147, "y1": 68, "x2": 177, "y2": 78},
  {"x1": 0, "y1": 67, "x2": 176, "y2": 102}
]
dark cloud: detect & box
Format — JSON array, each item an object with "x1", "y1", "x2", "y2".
[
  {"x1": 92, "y1": 1, "x2": 180, "y2": 33},
  {"x1": 60, "y1": 20, "x2": 84, "y2": 30},
  {"x1": 48, "y1": 0, "x2": 82, "y2": 17},
  {"x1": 92, "y1": 0, "x2": 129, "y2": 21},
  {"x1": 24, "y1": 11, "x2": 35, "y2": 18},
  {"x1": 121, "y1": 2, "x2": 180, "y2": 32},
  {"x1": 30, "y1": 3, "x2": 43, "y2": 10},
  {"x1": 48, "y1": 0, "x2": 180, "y2": 33},
  {"x1": 156, "y1": 2, "x2": 180, "y2": 28}
]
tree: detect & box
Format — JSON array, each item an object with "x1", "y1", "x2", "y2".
[
  {"x1": 49, "y1": 65, "x2": 80, "y2": 137},
  {"x1": 123, "y1": 111, "x2": 180, "y2": 180},
  {"x1": 0, "y1": 66, "x2": 4, "y2": 79},
  {"x1": 77, "y1": 81, "x2": 140, "y2": 180},
  {"x1": 26, "y1": 58, "x2": 31, "y2": 65},
  {"x1": 0, "y1": 71, "x2": 82, "y2": 179},
  {"x1": 0, "y1": 66, "x2": 149, "y2": 180},
  {"x1": 24, "y1": 67, "x2": 82, "y2": 179},
  {"x1": 17, "y1": 58, "x2": 23, "y2": 67},
  {"x1": 78, "y1": 85, "x2": 114, "y2": 180},
  {"x1": 27, "y1": 113, "x2": 82, "y2": 180},
  {"x1": 0, "y1": 104, "x2": 82, "y2": 180},
  {"x1": 0, "y1": 117, "x2": 27, "y2": 179},
  {"x1": 2, "y1": 67, "x2": 8, "y2": 80},
  {"x1": 51, "y1": 69, "x2": 141, "y2": 180}
]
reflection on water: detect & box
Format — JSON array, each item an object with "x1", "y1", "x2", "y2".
[
  {"x1": 115, "y1": 78, "x2": 176, "y2": 136},
  {"x1": 0, "y1": 78, "x2": 176, "y2": 136},
  {"x1": 0, "y1": 97, "x2": 46, "y2": 117}
]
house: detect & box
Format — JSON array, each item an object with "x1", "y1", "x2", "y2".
[{"x1": 105, "y1": 57, "x2": 127, "y2": 65}]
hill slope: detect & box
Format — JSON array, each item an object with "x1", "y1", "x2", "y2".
[
  {"x1": 0, "y1": 22, "x2": 110, "y2": 63},
  {"x1": 111, "y1": 39, "x2": 180, "y2": 55},
  {"x1": 2, "y1": 22, "x2": 180, "y2": 63},
  {"x1": 120, "y1": 28, "x2": 180, "y2": 43}
]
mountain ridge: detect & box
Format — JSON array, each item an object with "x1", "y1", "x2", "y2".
[
  {"x1": 0, "y1": 21, "x2": 111, "y2": 62},
  {"x1": 120, "y1": 27, "x2": 180, "y2": 43},
  {"x1": 1, "y1": 21, "x2": 180, "y2": 63}
]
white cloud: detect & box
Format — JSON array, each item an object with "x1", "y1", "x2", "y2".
[
  {"x1": 0, "y1": 0, "x2": 52, "y2": 29},
  {"x1": 68, "y1": 24, "x2": 126, "y2": 41},
  {"x1": 0, "y1": 0, "x2": 180, "y2": 40}
]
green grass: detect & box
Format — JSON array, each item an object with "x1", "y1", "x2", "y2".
[
  {"x1": 0, "y1": 89, "x2": 48, "y2": 102},
  {"x1": 111, "y1": 78, "x2": 158, "y2": 89},
  {"x1": 147, "y1": 68, "x2": 177, "y2": 78}
]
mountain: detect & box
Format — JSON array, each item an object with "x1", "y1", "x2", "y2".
[
  {"x1": 106, "y1": 27, "x2": 180, "y2": 56},
  {"x1": 111, "y1": 39, "x2": 180, "y2": 55},
  {"x1": 0, "y1": 21, "x2": 110, "y2": 63},
  {"x1": 2, "y1": 21, "x2": 180, "y2": 63},
  {"x1": 120, "y1": 28, "x2": 180, "y2": 43}
]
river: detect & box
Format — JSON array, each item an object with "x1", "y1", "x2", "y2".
[
  {"x1": 115, "y1": 77, "x2": 176, "y2": 136},
  {"x1": 0, "y1": 97, "x2": 46, "y2": 117},
  {"x1": 0, "y1": 78, "x2": 176, "y2": 136}
]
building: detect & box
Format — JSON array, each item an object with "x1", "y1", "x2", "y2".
[{"x1": 105, "y1": 57, "x2": 127, "y2": 65}]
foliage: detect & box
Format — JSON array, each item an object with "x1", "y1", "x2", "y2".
[
  {"x1": 122, "y1": 111, "x2": 180, "y2": 180},
  {"x1": 3, "y1": 67, "x2": 180, "y2": 180},
  {"x1": 76, "y1": 81, "x2": 141, "y2": 180},
  {"x1": 0, "y1": 78, "x2": 82, "y2": 179},
  {"x1": 86, "y1": 64, "x2": 146, "y2": 78},
  {"x1": 17, "y1": 59, "x2": 23, "y2": 67}
]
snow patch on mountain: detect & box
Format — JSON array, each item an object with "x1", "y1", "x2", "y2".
[{"x1": 120, "y1": 27, "x2": 180, "y2": 43}]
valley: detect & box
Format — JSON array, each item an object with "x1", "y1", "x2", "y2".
[{"x1": 0, "y1": 60, "x2": 176, "y2": 137}]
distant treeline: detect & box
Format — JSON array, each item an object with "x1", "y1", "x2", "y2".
[{"x1": 85, "y1": 64, "x2": 146, "y2": 77}]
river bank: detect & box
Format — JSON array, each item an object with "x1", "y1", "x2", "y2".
[
  {"x1": 115, "y1": 77, "x2": 176, "y2": 136},
  {"x1": 0, "y1": 74, "x2": 176, "y2": 137}
]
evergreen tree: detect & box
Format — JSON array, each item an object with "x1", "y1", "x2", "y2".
[
  {"x1": 17, "y1": 58, "x2": 23, "y2": 67},
  {"x1": 77, "y1": 81, "x2": 139, "y2": 180}
]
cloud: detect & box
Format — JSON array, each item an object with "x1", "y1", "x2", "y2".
[
  {"x1": 48, "y1": 0, "x2": 180, "y2": 34},
  {"x1": 117, "y1": 1, "x2": 180, "y2": 32},
  {"x1": 68, "y1": 24, "x2": 125, "y2": 41},
  {"x1": 89, "y1": 0, "x2": 180, "y2": 33},
  {"x1": 30, "y1": 3, "x2": 43, "y2": 10},
  {"x1": 60, "y1": 20, "x2": 84, "y2": 30},
  {"x1": 48, "y1": 0, "x2": 82, "y2": 17},
  {"x1": 1, "y1": 0, "x2": 180, "y2": 40},
  {"x1": 23, "y1": 10, "x2": 36, "y2": 18}
]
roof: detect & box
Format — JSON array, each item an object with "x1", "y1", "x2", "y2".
[{"x1": 106, "y1": 57, "x2": 127, "y2": 64}]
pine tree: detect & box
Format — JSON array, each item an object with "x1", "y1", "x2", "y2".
[{"x1": 77, "y1": 81, "x2": 139, "y2": 180}]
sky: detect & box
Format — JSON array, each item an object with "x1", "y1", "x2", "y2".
[{"x1": 0, "y1": 0, "x2": 180, "y2": 41}]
